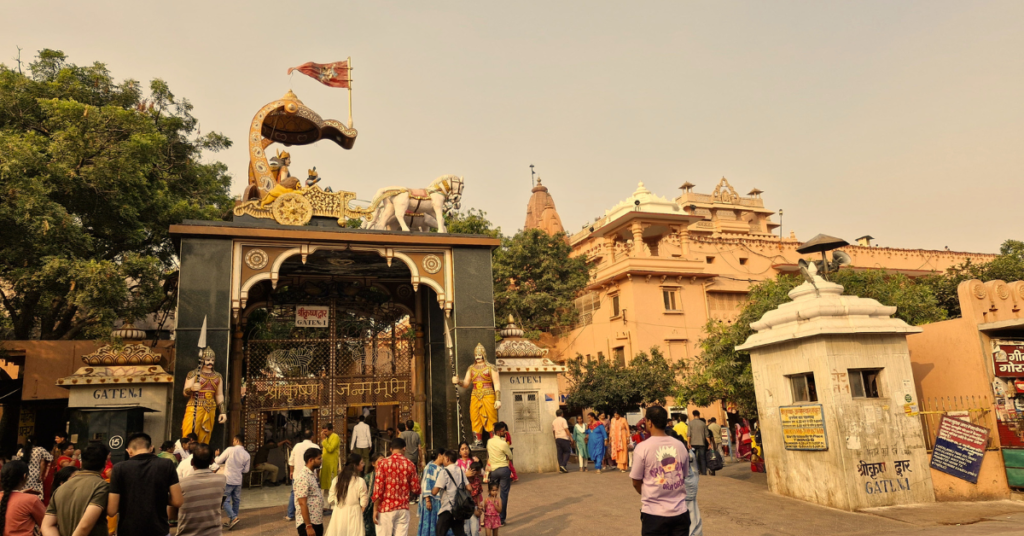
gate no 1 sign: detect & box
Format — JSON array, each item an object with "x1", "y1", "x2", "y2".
[{"x1": 929, "y1": 415, "x2": 989, "y2": 484}]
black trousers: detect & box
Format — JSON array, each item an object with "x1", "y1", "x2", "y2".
[
  {"x1": 693, "y1": 445, "x2": 708, "y2": 475},
  {"x1": 437, "y1": 511, "x2": 467, "y2": 536},
  {"x1": 641, "y1": 512, "x2": 691, "y2": 536},
  {"x1": 295, "y1": 524, "x2": 324, "y2": 536},
  {"x1": 556, "y1": 438, "x2": 572, "y2": 468}
]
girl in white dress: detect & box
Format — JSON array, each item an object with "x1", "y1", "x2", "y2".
[{"x1": 326, "y1": 453, "x2": 368, "y2": 536}]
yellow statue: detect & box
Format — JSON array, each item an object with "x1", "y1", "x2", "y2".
[
  {"x1": 260, "y1": 151, "x2": 302, "y2": 207},
  {"x1": 453, "y1": 343, "x2": 501, "y2": 447},
  {"x1": 182, "y1": 317, "x2": 227, "y2": 444}
]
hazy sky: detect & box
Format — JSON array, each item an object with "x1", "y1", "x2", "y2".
[{"x1": 6, "y1": 1, "x2": 1022, "y2": 252}]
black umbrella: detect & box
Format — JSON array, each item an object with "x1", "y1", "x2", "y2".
[{"x1": 796, "y1": 234, "x2": 849, "y2": 274}]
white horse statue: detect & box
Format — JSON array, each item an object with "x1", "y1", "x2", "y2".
[{"x1": 362, "y1": 175, "x2": 464, "y2": 232}]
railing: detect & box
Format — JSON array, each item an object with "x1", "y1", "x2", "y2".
[{"x1": 918, "y1": 395, "x2": 997, "y2": 451}]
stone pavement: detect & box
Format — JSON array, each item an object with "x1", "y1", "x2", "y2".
[{"x1": 219, "y1": 460, "x2": 1024, "y2": 535}]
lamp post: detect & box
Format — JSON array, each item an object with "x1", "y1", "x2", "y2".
[{"x1": 778, "y1": 209, "x2": 784, "y2": 251}]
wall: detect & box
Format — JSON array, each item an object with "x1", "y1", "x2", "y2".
[
  {"x1": 68, "y1": 384, "x2": 173, "y2": 445},
  {"x1": 497, "y1": 372, "x2": 560, "y2": 474},
  {"x1": 752, "y1": 335, "x2": 934, "y2": 511}
]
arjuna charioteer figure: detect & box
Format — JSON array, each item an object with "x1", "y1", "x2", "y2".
[
  {"x1": 182, "y1": 317, "x2": 227, "y2": 444},
  {"x1": 453, "y1": 343, "x2": 501, "y2": 447}
]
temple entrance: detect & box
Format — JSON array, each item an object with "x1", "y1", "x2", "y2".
[{"x1": 241, "y1": 255, "x2": 415, "y2": 453}]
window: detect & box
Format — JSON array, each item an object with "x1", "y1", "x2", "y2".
[
  {"x1": 662, "y1": 289, "x2": 681, "y2": 311},
  {"x1": 788, "y1": 373, "x2": 818, "y2": 403},
  {"x1": 513, "y1": 391, "x2": 541, "y2": 433},
  {"x1": 849, "y1": 369, "x2": 882, "y2": 398},
  {"x1": 739, "y1": 258, "x2": 748, "y2": 266},
  {"x1": 597, "y1": 351, "x2": 605, "y2": 364},
  {"x1": 585, "y1": 354, "x2": 592, "y2": 362},
  {"x1": 708, "y1": 292, "x2": 748, "y2": 321},
  {"x1": 706, "y1": 256, "x2": 716, "y2": 264},
  {"x1": 611, "y1": 295, "x2": 620, "y2": 317},
  {"x1": 574, "y1": 293, "x2": 602, "y2": 314},
  {"x1": 613, "y1": 347, "x2": 626, "y2": 367}
]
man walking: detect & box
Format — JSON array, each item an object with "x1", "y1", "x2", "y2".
[
  {"x1": 254, "y1": 439, "x2": 281, "y2": 486},
  {"x1": 707, "y1": 418, "x2": 724, "y2": 461},
  {"x1": 215, "y1": 434, "x2": 251, "y2": 529},
  {"x1": 320, "y1": 424, "x2": 341, "y2": 496},
  {"x1": 630, "y1": 406, "x2": 690, "y2": 536},
  {"x1": 687, "y1": 410, "x2": 710, "y2": 476},
  {"x1": 552, "y1": 409, "x2": 571, "y2": 474},
  {"x1": 432, "y1": 449, "x2": 468, "y2": 536},
  {"x1": 487, "y1": 422, "x2": 513, "y2": 526},
  {"x1": 371, "y1": 437, "x2": 419, "y2": 536},
  {"x1": 295, "y1": 448, "x2": 324, "y2": 536},
  {"x1": 42, "y1": 443, "x2": 110, "y2": 536},
  {"x1": 108, "y1": 433, "x2": 183, "y2": 536},
  {"x1": 287, "y1": 430, "x2": 318, "y2": 522},
  {"x1": 177, "y1": 443, "x2": 227, "y2": 535},
  {"x1": 399, "y1": 421, "x2": 420, "y2": 468},
  {"x1": 350, "y1": 415, "x2": 373, "y2": 468}
]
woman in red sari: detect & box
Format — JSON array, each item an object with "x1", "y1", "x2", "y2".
[
  {"x1": 737, "y1": 419, "x2": 753, "y2": 460},
  {"x1": 503, "y1": 432, "x2": 518, "y2": 482},
  {"x1": 43, "y1": 443, "x2": 75, "y2": 505}
]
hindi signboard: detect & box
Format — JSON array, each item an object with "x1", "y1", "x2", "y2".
[
  {"x1": 929, "y1": 415, "x2": 988, "y2": 484},
  {"x1": 992, "y1": 340, "x2": 1024, "y2": 377},
  {"x1": 780, "y1": 404, "x2": 828, "y2": 451},
  {"x1": 296, "y1": 306, "x2": 329, "y2": 328}
]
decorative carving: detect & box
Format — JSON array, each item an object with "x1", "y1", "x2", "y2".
[
  {"x1": 995, "y1": 282, "x2": 1010, "y2": 300},
  {"x1": 972, "y1": 282, "x2": 987, "y2": 300},
  {"x1": 235, "y1": 186, "x2": 370, "y2": 226},
  {"x1": 712, "y1": 177, "x2": 740, "y2": 204},
  {"x1": 245, "y1": 249, "x2": 269, "y2": 270},
  {"x1": 422, "y1": 254, "x2": 442, "y2": 274},
  {"x1": 82, "y1": 344, "x2": 162, "y2": 366},
  {"x1": 271, "y1": 192, "x2": 314, "y2": 226},
  {"x1": 396, "y1": 284, "x2": 414, "y2": 300}
]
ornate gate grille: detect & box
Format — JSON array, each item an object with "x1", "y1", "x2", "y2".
[{"x1": 243, "y1": 292, "x2": 413, "y2": 453}]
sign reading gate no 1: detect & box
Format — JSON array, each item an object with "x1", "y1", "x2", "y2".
[
  {"x1": 296, "y1": 306, "x2": 329, "y2": 327},
  {"x1": 780, "y1": 404, "x2": 828, "y2": 451}
]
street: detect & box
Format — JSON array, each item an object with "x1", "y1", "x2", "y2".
[{"x1": 223, "y1": 460, "x2": 1024, "y2": 535}]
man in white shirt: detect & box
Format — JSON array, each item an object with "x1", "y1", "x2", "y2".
[
  {"x1": 552, "y1": 409, "x2": 571, "y2": 474},
  {"x1": 215, "y1": 434, "x2": 251, "y2": 529},
  {"x1": 286, "y1": 430, "x2": 317, "y2": 522},
  {"x1": 174, "y1": 433, "x2": 197, "y2": 461},
  {"x1": 350, "y1": 415, "x2": 373, "y2": 469}
]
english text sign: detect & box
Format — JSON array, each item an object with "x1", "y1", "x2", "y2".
[{"x1": 296, "y1": 306, "x2": 329, "y2": 327}]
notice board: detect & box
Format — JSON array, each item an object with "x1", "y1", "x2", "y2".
[
  {"x1": 929, "y1": 415, "x2": 989, "y2": 484},
  {"x1": 780, "y1": 404, "x2": 828, "y2": 451}
]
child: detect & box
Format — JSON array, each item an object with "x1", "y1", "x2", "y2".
[
  {"x1": 463, "y1": 460, "x2": 484, "y2": 536},
  {"x1": 482, "y1": 481, "x2": 503, "y2": 536}
]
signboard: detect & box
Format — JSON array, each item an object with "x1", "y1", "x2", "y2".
[
  {"x1": 992, "y1": 340, "x2": 1024, "y2": 377},
  {"x1": 780, "y1": 404, "x2": 828, "y2": 451},
  {"x1": 929, "y1": 415, "x2": 989, "y2": 484},
  {"x1": 296, "y1": 306, "x2": 329, "y2": 327}
]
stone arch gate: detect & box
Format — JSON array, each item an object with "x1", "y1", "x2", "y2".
[{"x1": 169, "y1": 220, "x2": 498, "y2": 452}]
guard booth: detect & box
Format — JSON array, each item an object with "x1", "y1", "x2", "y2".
[{"x1": 68, "y1": 406, "x2": 152, "y2": 463}]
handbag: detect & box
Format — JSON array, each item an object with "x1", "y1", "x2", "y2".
[
  {"x1": 443, "y1": 468, "x2": 476, "y2": 521},
  {"x1": 706, "y1": 449, "x2": 724, "y2": 471}
]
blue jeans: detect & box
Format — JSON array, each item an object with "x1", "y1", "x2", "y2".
[
  {"x1": 489, "y1": 467, "x2": 512, "y2": 524},
  {"x1": 223, "y1": 484, "x2": 241, "y2": 520},
  {"x1": 287, "y1": 489, "x2": 295, "y2": 518}
]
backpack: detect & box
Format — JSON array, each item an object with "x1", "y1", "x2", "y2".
[
  {"x1": 443, "y1": 468, "x2": 476, "y2": 521},
  {"x1": 706, "y1": 448, "x2": 724, "y2": 471}
]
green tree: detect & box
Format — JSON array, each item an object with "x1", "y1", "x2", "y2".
[
  {"x1": 565, "y1": 347, "x2": 682, "y2": 413},
  {"x1": 679, "y1": 269, "x2": 948, "y2": 417},
  {"x1": 0, "y1": 50, "x2": 232, "y2": 339},
  {"x1": 493, "y1": 228, "x2": 591, "y2": 333},
  {"x1": 444, "y1": 208, "x2": 502, "y2": 238},
  {"x1": 920, "y1": 239, "x2": 1024, "y2": 318}
]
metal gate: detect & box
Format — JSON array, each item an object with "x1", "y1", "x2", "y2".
[{"x1": 242, "y1": 289, "x2": 413, "y2": 453}]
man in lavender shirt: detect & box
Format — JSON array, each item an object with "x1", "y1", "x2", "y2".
[{"x1": 630, "y1": 405, "x2": 690, "y2": 536}]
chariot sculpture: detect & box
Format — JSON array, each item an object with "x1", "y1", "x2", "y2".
[{"x1": 233, "y1": 89, "x2": 464, "y2": 230}]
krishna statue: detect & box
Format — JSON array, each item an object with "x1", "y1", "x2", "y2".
[
  {"x1": 453, "y1": 343, "x2": 501, "y2": 447},
  {"x1": 182, "y1": 317, "x2": 227, "y2": 444}
]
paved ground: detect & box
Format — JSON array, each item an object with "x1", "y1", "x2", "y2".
[{"x1": 218, "y1": 460, "x2": 1024, "y2": 535}]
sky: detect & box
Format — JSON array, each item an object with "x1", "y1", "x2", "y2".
[{"x1": 5, "y1": 1, "x2": 1022, "y2": 253}]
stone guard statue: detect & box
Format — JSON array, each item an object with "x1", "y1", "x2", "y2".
[
  {"x1": 182, "y1": 317, "x2": 227, "y2": 444},
  {"x1": 453, "y1": 343, "x2": 500, "y2": 447}
]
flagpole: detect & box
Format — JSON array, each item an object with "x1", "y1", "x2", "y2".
[{"x1": 347, "y1": 56, "x2": 353, "y2": 128}]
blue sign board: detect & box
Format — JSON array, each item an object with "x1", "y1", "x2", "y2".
[{"x1": 929, "y1": 415, "x2": 988, "y2": 484}]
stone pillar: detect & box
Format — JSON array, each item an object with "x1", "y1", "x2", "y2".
[
  {"x1": 229, "y1": 323, "x2": 244, "y2": 438},
  {"x1": 630, "y1": 221, "x2": 644, "y2": 257},
  {"x1": 413, "y1": 290, "x2": 427, "y2": 431},
  {"x1": 737, "y1": 273, "x2": 934, "y2": 511}
]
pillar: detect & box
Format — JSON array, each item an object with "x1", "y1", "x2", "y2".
[
  {"x1": 413, "y1": 290, "x2": 427, "y2": 431},
  {"x1": 631, "y1": 221, "x2": 644, "y2": 257},
  {"x1": 229, "y1": 323, "x2": 244, "y2": 438}
]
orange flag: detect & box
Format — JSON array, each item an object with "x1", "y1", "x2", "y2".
[{"x1": 287, "y1": 60, "x2": 351, "y2": 88}]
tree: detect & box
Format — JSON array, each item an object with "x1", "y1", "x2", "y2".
[
  {"x1": 444, "y1": 208, "x2": 501, "y2": 238},
  {"x1": 920, "y1": 239, "x2": 1024, "y2": 318},
  {"x1": 493, "y1": 228, "x2": 592, "y2": 333},
  {"x1": 564, "y1": 347, "x2": 682, "y2": 413},
  {"x1": 0, "y1": 50, "x2": 232, "y2": 339},
  {"x1": 679, "y1": 269, "x2": 949, "y2": 417}
]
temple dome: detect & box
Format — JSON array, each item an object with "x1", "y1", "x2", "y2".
[{"x1": 524, "y1": 178, "x2": 568, "y2": 242}]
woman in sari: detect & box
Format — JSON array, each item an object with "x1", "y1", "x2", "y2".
[
  {"x1": 416, "y1": 450, "x2": 443, "y2": 536},
  {"x1": 572, "y1": 416, "x2": 588, "y2": 472},
  {"x1": 737, "y1": 419, "x2": 753, "y2": 460},
  {"x1": 363, "y1": 453, "x2": 382, "y2": 536},
  {"x1": 584, "y1": 412, "x2": 608, "y2": 474},
  {"x1": 609, "y1": 410, "x2": 630, "y2": 472}
]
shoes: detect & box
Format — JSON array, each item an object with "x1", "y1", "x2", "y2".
[
  {"x1": 228, "y1": 518, "x2": 240, "y2": 530},
  {"x1": 595, "y1": 469, "x2": 602, "y2": 474},
  {"x1": 284, "y1": 516, "x2": 295, "y2": 521},
  {"x1": 559, "y1": 466, "x2": 568, "y2": 474}
]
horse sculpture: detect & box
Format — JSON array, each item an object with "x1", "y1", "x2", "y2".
[
  {"x1": 362, "y1": 175, "x2": 464, "y2": 232},
  {"x1": 265, "y1": 346, "x2": 316, "y2": 377}
]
